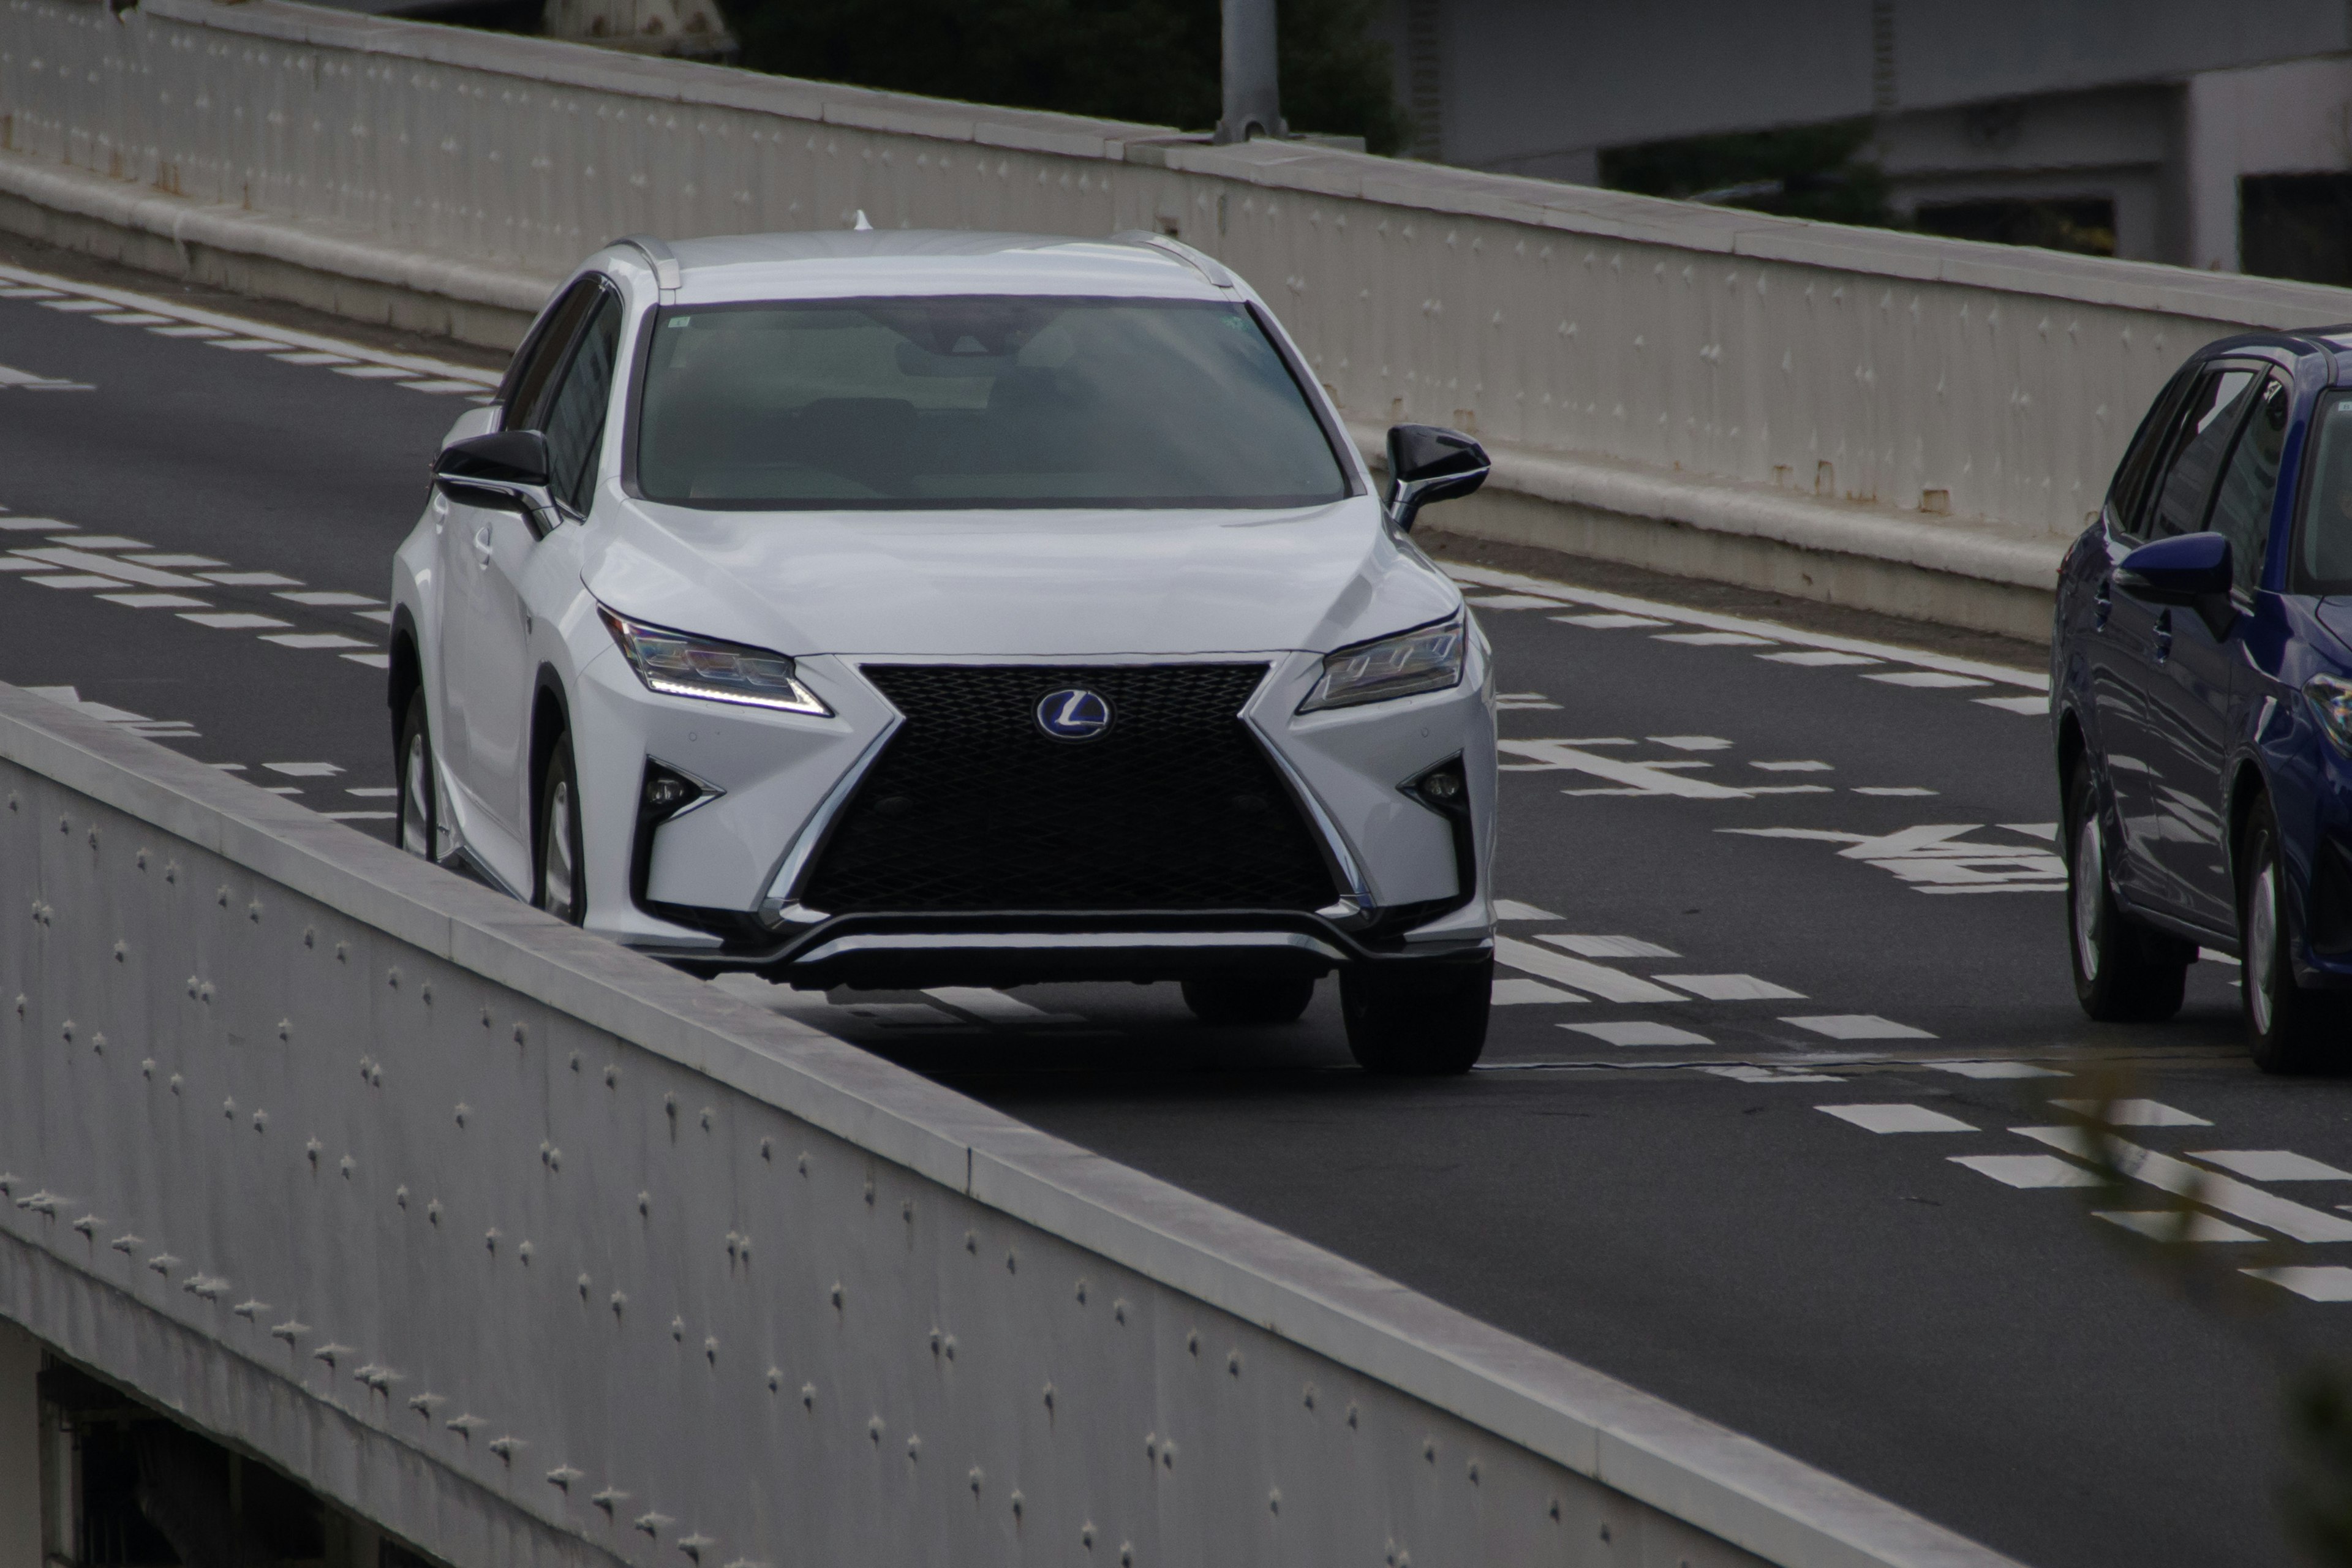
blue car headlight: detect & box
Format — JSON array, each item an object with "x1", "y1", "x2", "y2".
[
  {"x1": 2307, "y1": 674, "x2": 2352, "y2": 755},
  {"x1": 1298, "y1": 615, "x2": 1466, "y2": 713}
]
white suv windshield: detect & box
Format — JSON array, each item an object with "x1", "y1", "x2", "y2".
[{"x1": 632, "y1": 296, "x2": 1352, "y2": 510}]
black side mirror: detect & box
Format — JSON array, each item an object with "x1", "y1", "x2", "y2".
[
  {"x1": 2116, "y1": 530, "x2": 2232, "y2": 604},
  {"x1": 1385, "y1": 424, "x2": 1490, "y2": 532},
  {"x1": 435, "y1": 430, "x2": 560, "y2": 537}
]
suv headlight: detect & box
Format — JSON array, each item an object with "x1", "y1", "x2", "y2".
[
  {"x1": 1298, "y1": 615, "x2": 1466, "y2": 713},
  {"x1": 2309, "y1": 674, "x2": 2352, "y2": 755},
  {"x1": 598, "y1": 606, "x2": 831, "y2": 715}
]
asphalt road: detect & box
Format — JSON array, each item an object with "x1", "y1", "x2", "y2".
[{"x1": 4, "y1": 250, "x2": 2347, "y2": 1568}]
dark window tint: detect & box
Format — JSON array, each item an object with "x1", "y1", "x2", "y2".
[
  {"x1": 2147, "y1": 366, "x2": 2260, "y2": 540},
  {"x1": 500, "y1": 279, "x2": 603, "y2": 429},
  {"x1": 2206, "y1": 373, "x2": 2290, "y2": 594},
  {"x1": 2296, "y1": 394, "x2": 2352, "y2": 590},
  {"x1": 633, "y1": 296, "x2": 1350, "y2": 510},
  {"x1": 2107, "y1": 367, "x2": 2195, "y2": 538},
  {"x1": 536, "y1": 293, "x2": 623, "y2": 514}
]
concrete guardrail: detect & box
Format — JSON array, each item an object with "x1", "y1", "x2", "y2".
[{"x1": 0, "y1": 680, "x2": 2027, "y2": 1566}]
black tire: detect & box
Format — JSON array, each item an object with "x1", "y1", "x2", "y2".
[
  {"x1": 2239, "y1": 796, "x2": 2342, "y2": 1074},
  {"x1": 534, "y1": 733, "x2": 587, "y2": 925},
  {"x1": 2064, "y1": 763, "x2": 2187, "y2": 1022},
  {"x1": 1340, "y1": 955, "x2": 1491, "y2": 1075},
  {"x1": 396, "y1": 688, "x2": 439, "y2": 862},
  {"x1": 1180, "y1": 973, "x2": 1316, "y2": 1026}
]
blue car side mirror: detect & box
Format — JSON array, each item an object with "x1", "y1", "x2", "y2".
[{"x1": 2116, "y1": 531, "x2": 2232, "y2": 603}]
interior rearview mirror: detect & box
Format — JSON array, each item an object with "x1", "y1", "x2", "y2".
[
  {"x1": 435, "y1": 429, "x2": 560, "y2": 537},
  {"x1": 1385, "y1": 424, "x2": 1490, "y2": 533}
]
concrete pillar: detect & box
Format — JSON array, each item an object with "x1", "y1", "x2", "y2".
[
  {"x1": 0, "y1": 1320, "x2": 40, "y2": 1568},
  {"x1": 2182, "y1": 70, "x2": 2242, "y2": 273},
  {"x1": 1216, "y1": 0, "x2": 1286, "y2": 143}
]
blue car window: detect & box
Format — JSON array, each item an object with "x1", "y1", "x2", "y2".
[
  {"x1": 2106, "y1": 366, "x2": 2196, "y2": 540},
  {"x1": 2205, "y1": 373, "x2": 2291, "y2": 595},
  {"x1": 2296, "y1": 393, "x2": 2352, "y2": 590},
  {"x1": 2147, "y1": 366, "x2": 2259, "y2": 540}
]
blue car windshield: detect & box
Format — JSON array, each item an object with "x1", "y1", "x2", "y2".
[
  {"x1": 631, "y1": 296, "x2": 1352, "y2": 510},
  {"x1": 2300, "y1": 392, "x2": 2352, "y2": 590}
]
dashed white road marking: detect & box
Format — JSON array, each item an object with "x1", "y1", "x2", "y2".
[
  {"x1": 1705, "y1": 1064, "x2": 1845, "y2": 1083},
  {"x1": 148, "y1": 324, "x2": 225, "y2": 339},
  {"x1": 58, "y1": 536, "x2": 149, "y2": 549},
  {"x1": 0, "y1": 518, "x2": 72, "y2": 531},
  {"x1": 1950, "y1": 1153, "x2": 2101, "y2": 1188},
  {"x1": 2096, "y1": 1210, "x2": 2261, "y2": 1243},
  {"x1": 2050, "y1": 1098, "x2": 2209, "y2": 1127},
  {"x1": 207, "y1": 337, "x2": 292, "y2": 352},
  {"x1": 1660, "y1": 973, "x2": 1805, "y2": 1001},
  {"x1": 29, "y1": 574, "x2": 125, "y2": 589},
  {"x1": 99, "y1": 593, "x2": 209, "y2": 610},
  {"x1": 278, "y1": 591, "x2": 380, "y2": 608},
  {"x1": 25, "y1": 686, "x2": 198, "y2": 738},
  {"x1": 39, "y1": 298, "x2": 111, "y2": 313},
  {"x1": 1464, "y1": 594, "x2": 1570, "y2": 609},
  {"x1": 202, "y1": 571, "x2": 303, "y2": 587},
  {"x1": 1544, "y1": 933, "x2": 1676, "y2": 959},
  {"x1": 1820, "y1": 1103, "x2": 1976, "y2": 1134},
  {"x1": 0, "y1": 363, "x2": 92, "y2": 391},
  {"x1": 181, "y1": 612, "x2": 290, "y2": 630},
  {"x1": 2190, "y1": 1150, "x2": 2352, "y2": 1182},
  {"x1": 334, "y1": 364, "x2": 414, "y2": 379},
  {"x1": 1553, "y1": 612, "x2": 1668, "y2": 629},
  {"x1": 97, "y1": 312, "x2": 168, "y2": 326},
  {"x1": 271, "y1": 352, "x2": 353, "y2": 366},
  {"x1": 2015, "y1": 1125, "x2": 2352, "y2": 1243},
  {"x1": 1725, "y1": 823, "x2": 2065, "y2": 894},
  {"x1": 1752, "y1": 760, "x2": 1830, "y2": 771},
  {"x1": 346, "y1": 786, "x2": 398, "y2": 799},
  {"x1": 1784, "y1": 1014, "x2": 1935, "y2": 1040},
  {"x1": 1929, "y1": 1060, "x2": 2067, "y2": 1079},
  {"x1": 2245, "y1": 1267, "x2": 2352, "y2": 1302},
  {"x1": 1564, "y1": 1020, "x2": 1711, "y2": 1047},
  {"x1": 1492, "y1": 978, "x2": 1583, "y2": 1005},
  {"x1": 922, "y1": 987, "x2": 1086, "y2": 1024},
  {"x1": 1502, "y1": 737, "x2": 1750, "y2": 799},
  {"x1": 265, "y1": 633, "x2": 372, "y2": 650},
  {"x1": 1656, "y1": 630, "x2": 1773, "y2": 647},
  {"x1": 1648, "y1": 734, "x2": 1732, "y2": 750},
  {"x1": 18, "y1": 548, "x2": 205, "y2": 587},
  {"x1": 1975, "y1": 695, "x2": 2049, "y2": 715},
  {"x1": 1491, "y1": 899, "x2": 1561, "y2": 921},
  {"x1": 1762, "y1": 649, "x2": 1880, "y2": 667},
  {"x1": 324, "y1": 811, "x2": 396, "y2": 821},
  {"x1": 131, "y1": 554, "x2": 225, "y2": 568},
  {"x1": 343, "y1": 652, "x2": 393, "y2": 669},
  {"x1": 1855, "y1": 786, "x2": 1938, "y2": 796},
  {"x1": 263, "y1": 761, "x2": 344, "y2": 777},
  {"x1": 1495, "y1": 937, "x2": 1667, "y2": 1001},
  {"x1": 1866, "y1": 671, "x2": 1990, "y2": 689}
]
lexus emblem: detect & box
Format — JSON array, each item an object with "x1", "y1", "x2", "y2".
[{"x1": 1035, "y1": 687, "x2": 1112, "y2": 742}]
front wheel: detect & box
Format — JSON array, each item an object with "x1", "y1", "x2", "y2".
[
  {"x1": 396, "y1": 689, "x2": 439, "y2": 862},
  {"x1": 2240, "y1": 797, "x2": 2341, "y2": 1074},
  {"x1": 1340, "y1": 955, "x2": 1491, "y2": 1075},
  {"x1": 535, "y1": 733, "x2": 587, "y2": 926},
  {"x1": 2064, "y1": 763, "x2": 2185, "y2": 1022}
]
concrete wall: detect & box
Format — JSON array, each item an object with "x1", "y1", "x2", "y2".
[{"x1": 0, "y1": 1321, "x2": 36, "y2": 1568}]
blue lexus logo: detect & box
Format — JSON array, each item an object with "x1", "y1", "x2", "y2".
[{"x1": 1035, "y1": 687, "x2": 1112, "y2": 742}]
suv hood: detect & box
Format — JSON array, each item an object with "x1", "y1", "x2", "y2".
[{"x1": 579, "y1": 496, "x2": 1460, "y2": 657}]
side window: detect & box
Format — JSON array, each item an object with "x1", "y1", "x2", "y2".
[
  {"x1": 535, "y1": 293, "x2": 624, "y2": 516},
  {"x1": 2106, "y1": 367, "x2": 2195, "y2": 540},
  {"x1": 2205, "y1": 373, "x2": 2291, "y2": 595},
  {"x1": 2146, "y1": 366, "x2": 2260, "y2": 540},
  {"x1": 498, "y1": 279, "x2": 602, "y2": 430}
]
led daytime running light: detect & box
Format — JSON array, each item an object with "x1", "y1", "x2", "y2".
[
  {"x1": 598, "y1": 606, "x2": 831, "y2": 716},
  {"x1": 1298, "y1": 614, "x2": 1466, "y2": 713}
]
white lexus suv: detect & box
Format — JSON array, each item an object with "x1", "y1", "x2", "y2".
[{"x1": 388, "y1": 230, "x2": 1498, "y2": 1071}]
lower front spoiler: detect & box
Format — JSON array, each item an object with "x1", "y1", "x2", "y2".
[{"x1": 627, "y1": 909, "x2": 1492, "y2": 990}]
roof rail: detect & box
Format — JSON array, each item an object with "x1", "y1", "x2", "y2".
[
  {"x1": 610, "y1": 233, "x2": 682, "y2": 293},
  {"x1": 1108, "y1": 230, "x2": 1236, "y2": 290}
]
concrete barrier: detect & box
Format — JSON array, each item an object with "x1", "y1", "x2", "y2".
[
  {"x1": 12, "y1": 0, "x2": 2351, "y2": 633},
  {"x1": 0, "y1": 679, "x2": 2023, "y2": 1566}
]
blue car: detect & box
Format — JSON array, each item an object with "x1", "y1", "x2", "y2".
[{"x1": 2054, "y1": 328, "x2": 2352, "y2": 1071}]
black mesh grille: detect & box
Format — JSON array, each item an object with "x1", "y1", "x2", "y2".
[{"x1": 801, "y1": 665, "x2": 1337, "y2": 913}]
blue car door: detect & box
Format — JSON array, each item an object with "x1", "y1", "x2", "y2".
[{"x1": 2126, "y1": 361, "x2": 2266, "y2": 920}]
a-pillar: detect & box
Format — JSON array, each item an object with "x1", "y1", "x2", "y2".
[{"x1": 0, "y1": 1319, "x2": 39, "y2": 1568}]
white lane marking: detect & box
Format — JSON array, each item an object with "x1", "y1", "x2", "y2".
[
  {"x1": 29, "y1": 575, "x2": 126, "y2": 589},
  {"x1": 0, "y1": 261, "x2": 502, "y2": 386},
  {"x1": 1975, "y1": 695, "x2": 2049, "y2": 715},
  {"x1": 1544, "y1": 933, "x2": 1677, "y2": 959},
  {"x1": 2050, "y1": 1098, "x2": 2210, "y2": 1127},
  {"x1": 1752, "y1": 760, "x2": 1831, "y2": 771},
  {"x1": 343, "y1": 652, "x2": 393, "y2": 669},
  {"x1": 2015, "y1": 1125, "x2": 2352, "y2": 1243},
  {"x1": 1466, "y1": 593, "x2": 1570, "y2": 609},
  {"x1": 1950, "y1": 1153, "x2": 2101, "y2": 1188},
  {"x1": 1761, "y1": 649, "x2": 1879, "y2": 667},
  {"x1": 1866, "y1": 670, "x2": 1991, "y2": 689},
  {"x1": 1495, "y1": 692, "x2": 1561, "y2": 710},
  {"x1": 2096, "y1": 1210, "x2": 2261, "y2": 1243},
  {"x1": 0, "y1": 364, "x2": 92, "y2": 391},
  {"x1": 2200, "y1": 947, "x2": 2241, "y2": 965},
  {"x1": 323, "y1": 811, "x2": 396, "y2": 821},
  {"x1": 1658, "y1": 973, "x2": 1805, "y2": 1001},
  {"x1": 1552, "y1": 612, "x2": 1668, "y2": 629},
  {"x1": 346, "y1": 786, "x2": 398, "y2": 798},
  {"x1": 1492, "y1": 899, "x2": 1560, "y2": 921},
  {"x1": 277, "y1": 591, "x2": 380, "y2": 607},
  {"x1": 271, "y1": 352, "x2": 354, "y2": 366},
  {"x1": 129, "y1": 554, "x2": 225, "y2": 568},
  {"x1": 1654, "y1": 631, "x2": 1773, "y2": 647},
  {"x1": 207, "y1": 337, "x2": 292, "y2": 352},
  {"x1": 1929, "y1": 1060, "x2": 2068, "y2": 1079},
  {"x1": 1784, "y1": 1014, "x2": 1934, "y2": 1040},
  {"x1": 1648, "y1": 734, "x2": 1732, "y2": 750},
  {"x1": 1820, "y1": 1102, "x2": 1975, "y2": 1134},
  {"x1": 1725, "y1": 823, "x2": 2066, "y2": 894},
  {"x1": 2000, "y1": 821, "x2": 2059, "y2": 842},
  {"x1": 264, "y1": 633, "x2": 373, "y2": 650},
  {"x1": 200, "y1": 571, "x2": 303, "y2": 587},
  {"x1": 208, "y1": 763, "x2": 247, "y2": 771},
  {"x1": 1496, "y1": 937, "x2": 1684, "y2": 1001},
  {"x1": 1706, "y1": 1064, "x2": 1845, "y2": 1083},
  {"x1": 0, "y1": 560, "x2": 53, "y2": 571},
  {"x1": 400, "y1": 378, "x2": 490, "y2": 394},
  {"x1": 2190, "y1": 1150, "x2": 2352, "y2": 1182},
  {"x1": 25, "y1": 686, "x2": 199, "y2": 737},
  {"x1": 98, "y1": 593, "x2": 209, "y2": 609},
  {"x1": 39, "y1": 299, "x2": 111, "y2": 313},
  {"x1": 1493, "y1": 978, "x2": 1583, "y2": 1005},
  {"x1": 181, "y1": 612, "x2": 290, "y2": 630},
  {"x1": 1746, "y1": 785, "x2": 1836, "y2": 795},
  {"x1": 921, "y1": 987, "x2": 1085, "y2": 1024},
  {"x1": 259, "y1": 786, "x2": 303, "y2": 795},
  {"x1": 97, "y1": 312, "x2": 170, "y2": 326},
  {"x1": 1564, "y1": 1020, "x2": 1711, "y2": 1047},
  {"x1": 0, "y1": 518, "x2": 74, "y2": 531},
  {"x1": 334, "y1": 364, "x2": 413, "y2": 379},
  {"x1": 53, "y1": 536, "x2": 149, "y2": 550},
  {"x1": 1502, "y1": 737, "x2": 1751, "y2": 799},
  {"x1": 1855, "y1": 786, "x2": 1938, "y2": 796},
  {"x1": 356, "y1": 609, "x2": 395, "y2": 625},
  {"x1": 2245, "y1": 1267, "x2": 2352, "y2": 1302},
  {"x1": 13, "y1": 548, "x2": 205, "y2": 587},
  {"x1": 1444, "y1": 562, "x2": 2046, "y2": 689},
  {"x1": 263, "y1": 762, "x2": 344, "y2": 777},
  {"x1": 0, "y1": 286, "x2": 60, "y2": 298}
]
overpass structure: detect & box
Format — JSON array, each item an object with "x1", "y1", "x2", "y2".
[{"x1": 0, "y1": 3, "x2": 2346, "y2": 1564}]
